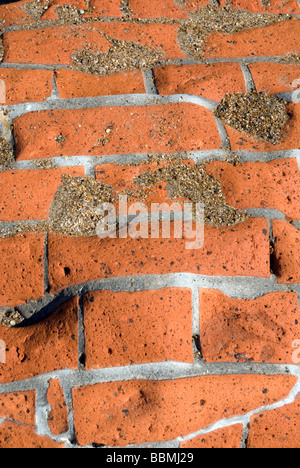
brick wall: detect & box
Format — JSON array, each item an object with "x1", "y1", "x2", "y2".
[{"x1": 0, "y1": 0, "x2": 299, "y2": 449}]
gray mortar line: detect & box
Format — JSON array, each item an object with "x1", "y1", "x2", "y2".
[
  {"x1": 0, "y1": 62, "x2": 71, "y2": 71},
  {"x1": 179, "y1": 375, "x2": 300, "y2": 444},
  {"x1": 239, "y1": 62, "x2": 256, "y2": 93},
  {"x1": 241, "y1": 422, "x2": 250, "y2": 449},
  {"x1": 1, "y1": 56, "x2": 300, "y2": 72},
  {"x1": 35, "y1": 385, "x2": 51, "y2": 436},
  {"x1": 276, "y1": 90, "x2": 300, "y2": 103},
  {"x1": 142, "y1": 69, "x2": 159, "y2": 95},
  {"x1": 2, "y1": 12, "x2": 299, "y2": 34},
  {"x1": 1, "y1": 364, "x2": 300, "y2": 447},
  {"x1": 1, "y1": 93, "x2": 219, "y2": 121},
  {"x1": 47, "y1": 74, "x2": 59, "y2": 101},
  {"x1": 78, "y1": 295, "x2": 86, "y2": 371},
  {"x1": 212, "y1": 115, "x2": 231, "y2": 150},
  {"x1": 2, "y1": 273, "x2": 299, "y2": 324},
  {"x1": 5, "y1": 149, "x2": 300, "y2": 171},
  {"x1": 0, "y1": 362, "x2": 299, "y2": 396}
]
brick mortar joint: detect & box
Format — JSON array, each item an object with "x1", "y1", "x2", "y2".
[
  {"x1": 2, "y1": 11, "x2": 300, "y2": 34},
  {"x1": 0, "y1": 365, "x2": 300, "y2": 447},
  {"x1": 1, "y1": 272, "x2": 299, "y2": 325}
]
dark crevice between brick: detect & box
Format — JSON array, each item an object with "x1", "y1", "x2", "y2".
[
  {"x1": 193, "y1": 333, "x2": 203, "y2": 360},
  {"x1": 78, "y1": 295, "x2": 86, "y2": 370},
  {"x1": 270, "y1": 239, "x2": 281, "y2": 278}
]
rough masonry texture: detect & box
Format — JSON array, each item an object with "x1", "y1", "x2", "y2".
[{"x1": 0, "y1": 0, "x2": 299, "y2": 449}]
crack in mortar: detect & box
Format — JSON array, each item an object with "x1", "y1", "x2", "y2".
[{"x1": 1, "y1": 273, "x2": 299, "y2": 326}]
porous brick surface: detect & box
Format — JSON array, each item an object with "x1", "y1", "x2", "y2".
[{"x1": 0, "y1": 0, "x2": 299, "y2": 449}]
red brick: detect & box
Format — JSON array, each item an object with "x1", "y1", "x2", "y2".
[
  {"x1": 0, "y1": 420, "x2": 65, "y2": 448},
  {"x1": 199, "y1": 290, "x2": 300, "y2": 364},
  {"x1": 203, "y1": 20, "x2": 300, "y2": 59},
  {"x1": 153, "y1": 63, "x2": 246, "y2": 101},
  {"x1": 95, "y1": 160, "x2": 193, "y2": 209},
  {"x1": 84, "y1": 22, "x2": 185, "y2": 59},
  {"x1": 272, "y1": 220, "x2": 300, "y2": 284},
  {"x1": 129, "y1": 0, "x2": 190, "y2": 19},
  {"x1": 0, "y1": 167, "x2": 85, "y2": 222},
  {"x1": 0, "y1": 297, "x2": 78, "y2": 384},
  {"x1": 249, "y1": 63, "x2": 300, "y2": 95},
  {"x1": 182, "y1": 0, "x2": 210, "y2": 12},
  {"x1": 13, "y1": 104, "x2": 221, "y2": 160},
  {"x1": 219, "y1": 0, "x2": 300, "y2": 14},
  {"x1": 41, "y1": 0, "x2": 122, "y2": 23},
  {"x1": 180, "y1": 424, "x2": 244, "y2": 448},
  {"x1": 225, "y1": 103, "x2": 300, "y2": 152},
  {"x1": 83, "y1": 288, "x2": 193, "y2": 369},
  {"x1": 0, "y1": 1, "x2": 34, "y2": 28},
  {"x1": 48, "y1": 218, "x2": 270, "y2": 293},
  {"x1": 0, "y1": 391, "x2": 35, "y2": 426},
  {"x1": 0, "y1": 0, "x2": 114, "y2": 27},
  {"x1": 41, "y1": 0, "x2": 122, "y2": 19},
  {"x1": 2, "y1": 24, "x2": 111, "y2": 66},
  {"x1": 0, "y1": 233, "x2": 44, "y2": 307},
  {"x1": 248, "y1": 394, "x2": 300, "y2": 448},
  {"x1": 87, "y1": 0, "x2": 123, "y2": 17},
  {"x1": 72, "y1": 375, "x2": 297, "y2": 446},
  {"x1": 55, "y1": 69, "x2": 146, "y2": 99},
  {"x1": 47, "y1": 379, "x2": 69, "y2": 436},
  {"x1": 205, "y1": 159, "x2": 300, "y2": 220},
  {"x1": 3, "y1": 22, "x2": 184, "y2": 66},
  {"x1": 0, "y1": 69, "x2": 53, "y2": 105}
]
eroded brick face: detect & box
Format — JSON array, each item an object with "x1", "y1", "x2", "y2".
[{"x1": 0, "y1": 0, "x2": 299, "y2": 450}]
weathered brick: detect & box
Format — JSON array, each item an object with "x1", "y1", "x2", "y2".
[
  {"x1": 55, "y1": 69, "x2": 146, "y2": 98},
  {"x1": 41, "y1": 0, "x2": 119, "y2": 20},
  {"x1": 153, "y1": 63, "x2": 246, "y2": 101},
  {"x1": 248, "y1": 394, "x2": 300, "y2": 448},
  {"x1": 87, "y1": 0, "x2": 123, "y2": 17},
  {"x1": 205, "y1": 159, "x2": 300, "y2": 220},
  {"x1": 83, "y1": 288, "x2": 193, "y2": 369},
  {"x1": 3, "y1": 22, "x2": 184, "y2": 65},
  {"x1": 72, "y1": 375, "x2": 297, "y2": 446},
  {"x1": 0, "y1": 233, "x2": 44, "y2": 307},
  {"x1": 48, "y1": 218, "x2": 270, "y2": 293},
  {"x1": 0, "y1": 420, "x2": 65, "y2": 448},
  {"x1": 219, "y1": 0, "x2": 300, "y2": 14},
  {"x1": 225, "y1": 103, "x2": 300, "y2": 152},
  {"x1": 249, "y1": 63, "x2": 300, "y2": 95},
  {"x1": 95, "y1": 160, "x2": 188, "y2": 209},
  {"x1": 203, "y1": 20, "x2": 300, "y2": 59},
  {"x1": 272, "y1": 220, "x2": 300, "y2": 284},
  {"x1": 0, "y1": 297, "x2": 78, "y2": 384},
  {"x1": 0, "y1": 167, "x2": 85, "y2": 222},
  {"x1": 0, "y1": 1, "x2": 33, "y2": 28},
  {"x1": 179, "y1": 0, "x2": 210, "y2": 12},
  {"x1": 0, "y1": 69, "x2": 53, "y2": 105},
  {"x1": 180, "y1": 424, "x2": 244, "y2": 448},
  {"x1": 14, "y1": 104, "x2": 221, "y2": 160},
  {"x1": 129, "y1": 0, "x2": 189, "y2": 18},
  {"x1": 0, "y1": 0, "x2": 121, "y2": 27},
  {"x1": 47, "y1": 379, "x2": 69, "y2": 436},
  {"x1": 0, "y1": 391, "x2": 35, "y2": 426},
  {"x1": 3, "y1": 24, "x2": 110, "y2": 66},
  {"x1": 199, "y1": 290, "x2": 300, "y2": 364}
]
